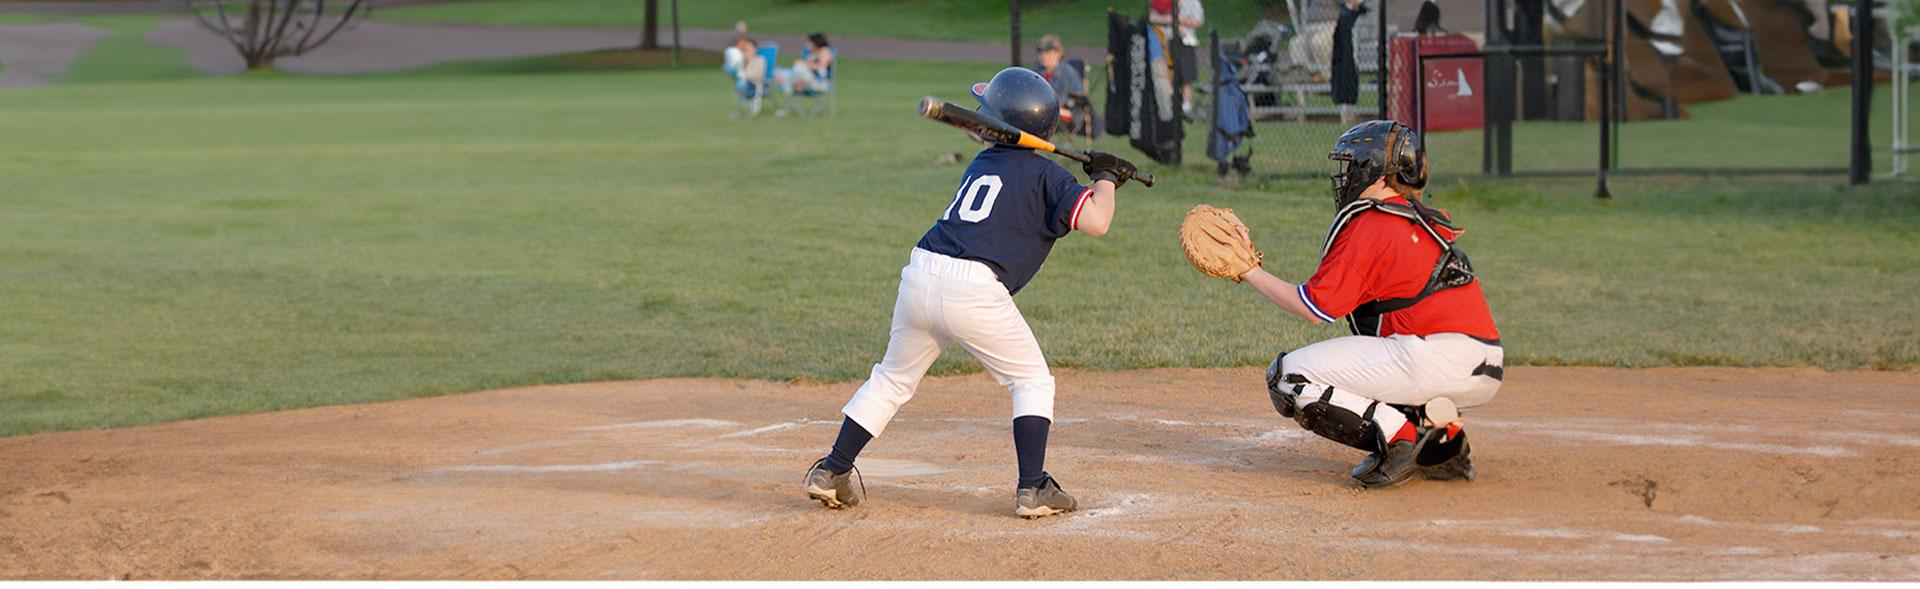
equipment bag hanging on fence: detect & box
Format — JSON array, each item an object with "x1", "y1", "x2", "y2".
[
  {"x1": 1105, "y1": 11, "x2": 1184, "y2": 164},
  {"x1": 1208, "y1": 30, "x2": 1255, "y2": 174}
]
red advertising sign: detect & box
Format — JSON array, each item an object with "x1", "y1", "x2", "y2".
[{"x1": 1389, "y1": 34, "x2": 1483, "y2": 132}]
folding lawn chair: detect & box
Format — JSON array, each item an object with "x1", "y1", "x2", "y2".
[
  {"x1": 783, "y1": 45, "x2": 837, "y2": 117},
  {"x1": 735, "y1": 42, "x2": 780, "y2": 117},
  {"x1": 1055, "y1": 58, "x2": 1098, "y2": 149}
]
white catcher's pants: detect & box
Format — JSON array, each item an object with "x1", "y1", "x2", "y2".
[
  {"x1": 841, "y1": 248, "x2": 1055, "y2": 437},
  {"x1": 1281, "y1": 333, "x2": 1504, "y2": 441}
]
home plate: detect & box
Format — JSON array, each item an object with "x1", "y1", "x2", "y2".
[{"x1": 854, "y1": 459, "x2": 950, "y2": 477}]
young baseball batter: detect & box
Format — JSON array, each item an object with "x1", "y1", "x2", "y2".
[
  {"x1": 805, "y1": 67, "x2": 1138, "y2": 518},
  {"x1": 1196, "y1": 121, "x2": 1500, "y2": 488}
]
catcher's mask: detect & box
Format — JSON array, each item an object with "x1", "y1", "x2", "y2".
[
  {"x1": 1328, "y1": 120, "x2": 1427, "y2": 207},
  {"x1": 970, "y1": 67, "x2": 1060, "y2": 141}
]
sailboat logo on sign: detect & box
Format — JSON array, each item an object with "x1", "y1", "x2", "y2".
[{"x1": 1425, "y1": 68, "x2": 1474, "y2": 98}]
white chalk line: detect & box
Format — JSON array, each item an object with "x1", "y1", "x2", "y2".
[
  {"x1": 718, "y1": 421, "x2": 812, "y2": 439},
  {"x1": 579, "y1": 418, "x2": 740, "y2": 431},
  {"x1": 1481, "y1": 418, "x2": 1920, "y2": 454},
  {"x1": 479, "y1": 437, "x2": 590, "y2": 456},
  {"x1": 426, "y1": 460, "x2": 660, "y2": 474},
  {"x1": 1534, "y1": 430, "x2": 1855, "y2": 457},
  {"x1": 851, "y1": 458, "x2": 951, "y2": 477},
  {"x1": 1661, "y1": 513, "x2": 1920, "y2": 541}
]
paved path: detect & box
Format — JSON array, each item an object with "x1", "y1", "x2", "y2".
[
  {"x1": 145, "y1": 19, "x2": 1074, "y2": 76},
  {"x1": 10, "y1": 0, "x2": 1488, "y2": 82},
  {"x1": 147, "y1": 19, "x2": 642, "y2": 75},
  {"x1": 0, "y1": 0, "x2": 447, "y2": 13},
  {"x1": 0, "y1": 22, "x2": 107, "y2": 86}
]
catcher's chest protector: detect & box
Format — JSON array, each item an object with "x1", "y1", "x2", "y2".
[{"x1": 1319, "y1": 199, "x2": 1477, "y2": 337}]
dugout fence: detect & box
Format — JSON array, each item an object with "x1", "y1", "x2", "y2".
[{"x1": 1007, "y1": 0, "x2": 1915, "y2": 187}]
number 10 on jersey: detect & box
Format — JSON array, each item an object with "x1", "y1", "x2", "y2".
[{"x1": 943, "y1": 175, "x2": 1002, "y2": 223}]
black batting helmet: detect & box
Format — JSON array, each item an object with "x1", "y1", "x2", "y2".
[
  {"x1": 1329, "y1": 120, "x2": 1427, "y2": 207},
  {"x1": 970, "y1": 67, "x2": 1059, "y2": 140}
]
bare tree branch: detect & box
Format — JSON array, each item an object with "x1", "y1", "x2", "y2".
[
  {"x1": 262, "y1": 0, "x2": 304, "y2": 60},
  {"x1": 178, "y1": 0, "x2": 372, "y2": 70},
  {"x1": 291, "y1": 0, "x2": 327, "y2": 55},
  {"x1": 298, "y1": 0, "x2": 368, "y2": 54},
  {"x1": 186, "y1": 0, "x2": 248, "y2": 46}
]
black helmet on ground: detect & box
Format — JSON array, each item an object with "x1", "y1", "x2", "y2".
[
  {"x1": 970, "y1": 67, "x2": 1060, "y2": 141},
  {"x1": 1328, "y1": 120, "x2": 1427, "y2": 207}
]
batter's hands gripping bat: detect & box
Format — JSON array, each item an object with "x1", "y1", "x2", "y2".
[{"x1": 918, "y1": 96, "x2": 1156, "y2": 188}]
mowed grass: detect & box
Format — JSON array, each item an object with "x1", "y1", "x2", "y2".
[{"x1": 0, "y1": 58, "x2": 1915, "y2": 437}]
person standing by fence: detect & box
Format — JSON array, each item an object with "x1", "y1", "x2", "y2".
[
  {"x1": 1152, "y1": 0, "x2": 1206, "y2": 118},
  {"x1": 1331, "y1": 0, "x2": 1369, "y2": 124}
]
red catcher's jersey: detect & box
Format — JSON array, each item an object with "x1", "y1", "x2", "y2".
[{"x1": 1298, "y1": 197, "x2": 1501, "y2": 341}]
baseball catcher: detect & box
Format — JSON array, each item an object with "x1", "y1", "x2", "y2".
[
  {"x1": 1181, "y1": 120, "x2": 1501, "y2": 488},
  {"x1": 805, "y1": 67, "x2": 1140, "y2": 518}
]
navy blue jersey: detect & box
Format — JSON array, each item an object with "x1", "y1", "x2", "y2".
[{"x1": 916, "y1": 146, "x2": 1092, "y2": 295}]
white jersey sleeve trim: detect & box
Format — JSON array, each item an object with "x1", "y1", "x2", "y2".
[{"x1": 1299, "y1": 284, "x2": 1339, "y2": 323}]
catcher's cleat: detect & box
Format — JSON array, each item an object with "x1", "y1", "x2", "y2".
[
  {"x1": 1015, "y1": 474, "x2": 1077, "y2": 519},
  {"x1": 1350, "y1": 450, "x2": 1384, "y2": 479},
  {"x1": 805, "y1": 458, "x2": 862, "y2": 509},
  {"x1": 1354, "y1": 439, "x2": 1419, "y2": 489},
  {"x1": 1418, "y1": 430, "x2": 1475, "y2": 481},
  {"x1": 1422, "y1": 453, "x2": 1476, "y2": 481}
]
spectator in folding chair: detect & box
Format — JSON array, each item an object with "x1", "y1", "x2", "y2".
[
  {"x1": 728, "y1": 37, "x2": 777, "y2": 118},
  {"x1": 1033, "y1": 35, "x2": 1096, "y2": 145},
  {"x1": 778, "y1": 33, "x2": 836, "y2": 116}
]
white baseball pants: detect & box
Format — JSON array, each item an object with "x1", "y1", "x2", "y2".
[
  {"x1": 841, "y1": 248, "x2": 1055, "y2": 437},
  {"x1": 1280, "y1": 333, "x2": 1504, "y2": 441}
]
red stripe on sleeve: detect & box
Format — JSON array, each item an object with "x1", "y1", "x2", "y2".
[{"x1": 1068, "y1": 187, "x2": 1094, "y2": 231}]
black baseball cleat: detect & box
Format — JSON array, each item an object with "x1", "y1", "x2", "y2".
[
  {"x1": 1350, "y1": 450, "x2": 1384, "y2": 479},
  {"x1": 1354, "y1": 439, "x2": 1419, "y2": 489},
  {"x1": 1015, "y1": 474, "x2": 1077, "y2": 519},
  {"x1": 1422, "y1": 453, "x2": 1476, "y2": 481},
  {"x1": 805, "y1": 458, "x2": 862, "y2": 509},
  {"x1": 1418, "y1": 430, "x2": 1475, "y2": 481}
]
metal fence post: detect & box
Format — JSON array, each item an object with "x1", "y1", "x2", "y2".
[
  {"x1": 1850, "y1": 0, "x2": 1875, "y2": 185},
  {"x1": 1011, "y1": 0, "x2": 1023, "y2": 67},
  {"x1": 1611, "y1": 0, "x2": 1625, "y2": 166},
  {"x1": 1597, "y1": 51, "x2": 1613, "y2": 198},
  {"x1": 1174, "y1": 0, "x2": 1184, "y2": 117},
  {"x1": 1483, "y1": 0, "x2": 1502, "y2": 174},
  {"x1": 1378, "y1": 0, "x2": 1390, "y2": 120},
  {"x1": 1895, "y1": 26, "x2": 1911, "y2": 177}
]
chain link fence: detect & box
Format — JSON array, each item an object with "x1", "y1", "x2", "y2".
[
  {"x1": 1016, "y1": 0, "x2": 1404, "y2": 179},
  {"x1": 1012, "y1": 0, "x2": 1913, "y2": 185}
]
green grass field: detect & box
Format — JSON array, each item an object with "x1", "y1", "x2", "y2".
[{"x1": 1, "y1": 31, "x2": 1917, "y2": 437}]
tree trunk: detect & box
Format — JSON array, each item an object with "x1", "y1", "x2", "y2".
[{"x1": 641, "y1": 0, "x2": 660, "y2": 49}]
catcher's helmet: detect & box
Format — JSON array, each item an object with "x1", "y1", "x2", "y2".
[
  {"x1": 970, "y1": 67, "x2": 1060, "y2": 140},
  {"x1": 1328, "y1": 120, "x2": 1427, "y2": 206}
]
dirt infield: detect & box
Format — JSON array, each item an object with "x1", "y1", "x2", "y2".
[{"x1": 2, "y1": 366, "x2": 1917, "y2": 580}]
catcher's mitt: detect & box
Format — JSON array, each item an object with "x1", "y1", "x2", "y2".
[{"x1": 1180, "y1": 204, "x2": 1263, "y2": 281}]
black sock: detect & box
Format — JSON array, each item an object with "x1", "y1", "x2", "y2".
[
  {"x1": 1013, "y1": 415, "x2": 1051, "y2": 488},
  {"x1": 822, "y1": 416, "x2": 872, "y2": 474}
]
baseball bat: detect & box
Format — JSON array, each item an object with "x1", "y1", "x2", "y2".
[{"x1": 918, "y1": 96, "x2": 1155, "y2": 188}]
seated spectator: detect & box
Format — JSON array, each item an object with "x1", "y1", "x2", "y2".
[
  {"x1": 1032, "y1": 35, "x2": 1090, "y2": 136},
  {"x1": 780, "y1": 33, "x2": 835, "y2": 93},
  {"x1": 729, "y1": 36, "x2": 767, "y2": 98}
]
